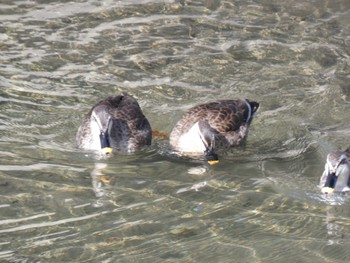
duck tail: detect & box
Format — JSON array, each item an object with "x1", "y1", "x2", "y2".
[{"x1": 249, "y1": 101, "x2": 260, "y2": 113}]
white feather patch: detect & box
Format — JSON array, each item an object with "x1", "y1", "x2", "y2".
[{"x1": 176, "y1": 122, "x2": 206, "y2": 153}]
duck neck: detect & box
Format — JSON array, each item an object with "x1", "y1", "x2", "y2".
[{"x1": 243, "y1": 99, "x2": 252, "y2": 123}]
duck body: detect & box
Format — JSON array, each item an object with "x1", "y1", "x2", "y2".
[
  {"x1": 320, "y1": 148, "x2": 350, "y2": 194},
  {"x1": 169, "y1": 99, "x2": 259, "y2": 162},
  {"x1": 76, "y1": 93, "x2": 152, "y2": 154}
]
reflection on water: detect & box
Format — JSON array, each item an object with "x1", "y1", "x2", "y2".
[{"x1": 1, "y1": 0, "x2": 350, "y2": 262}]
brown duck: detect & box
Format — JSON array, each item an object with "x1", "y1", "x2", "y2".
[
  {"x1": 320, "y1": 148, "x2": 350, "y2": 194},
  {"x1": 169, "y1": 99, "x2": 259, "y2": 164},
  {"x1": 76, "y1": 93, "x2": 152, "y2": 154}
]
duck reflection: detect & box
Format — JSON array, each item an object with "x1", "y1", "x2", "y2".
[{"x1": 319, "y1": 148, "x2": 350, "y2": 243}]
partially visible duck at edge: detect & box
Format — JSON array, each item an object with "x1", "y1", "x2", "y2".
[
  {"x1": 169, "y1": 99, "x2": 260, "y2": 164},
  {"x1": 76, "y1": 93, "x2": 152, "y2": 155},
  {"x1": 320, "y1": 148, "x2": 350, "y2": 194}
]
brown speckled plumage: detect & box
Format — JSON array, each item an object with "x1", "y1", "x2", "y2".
[
  {"x1": 326, "y1": 149, "x2": 350, "y2": 167},
  {"x1": 76, "y1": 93, "x2": 152, "y2": 153},
  {"x1": 170, "y1": 99, "x2": 259, "y2": 159}
]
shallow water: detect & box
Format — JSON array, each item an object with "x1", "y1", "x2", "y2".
[{"x1": 1, "y1": 0, "x2": 350, "y2": 262}]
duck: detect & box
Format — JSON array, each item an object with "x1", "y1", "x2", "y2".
[
  {"x1": 320, "y1": 148, "x2": 350, "y2": 194},
  {"x1": 76, "y1": 93, "x2": 152, "y2": 154},
  {"x1": 169, "y1": 99, "x2": 259, "y2": 164}
]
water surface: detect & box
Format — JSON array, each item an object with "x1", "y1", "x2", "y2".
[{"x1": 1, "y1": 0, "x2": 350, "y2": 262}]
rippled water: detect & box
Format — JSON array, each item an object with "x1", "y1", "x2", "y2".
[{"x1": 1, "y1": 0, "x2": 350, "y2": 262}]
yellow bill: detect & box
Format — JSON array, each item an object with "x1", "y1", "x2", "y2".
[
  {"x1": 101, "y1": 147, "x2": 113, "y2": 155},
  {"x1": 321, "y1": 187, "x2": 334, "y2": 194}
]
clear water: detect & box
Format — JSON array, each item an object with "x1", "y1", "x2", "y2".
[{"x1": 1, "y1": 0, "x2": 350, "y2": 262}]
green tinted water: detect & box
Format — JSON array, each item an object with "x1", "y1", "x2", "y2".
[{"x1": 1, "y1": 0, "x2": 350, "y2": 262}]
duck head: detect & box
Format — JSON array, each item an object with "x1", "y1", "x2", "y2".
[
  {"x1": 91, "y1": 105, "x2": 113, "y2": 155},
  {"x1": 320, "y1": 150, "x2": 350, "y2": 194}
]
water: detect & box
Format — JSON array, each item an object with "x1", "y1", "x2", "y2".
[{"x1": 1, "y1": 0, "x2": 350, "y2": 262}]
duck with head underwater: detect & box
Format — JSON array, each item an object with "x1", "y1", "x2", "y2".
[
  {"x1": 76, "y1": 93, "x2": 152, "y2": 155},
  {"x1": 320, "y1": 148, "x2": 350, "y2": 194},
  {"x1": 169, "y1": 98, "x2": 259, "y2": 164}
]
